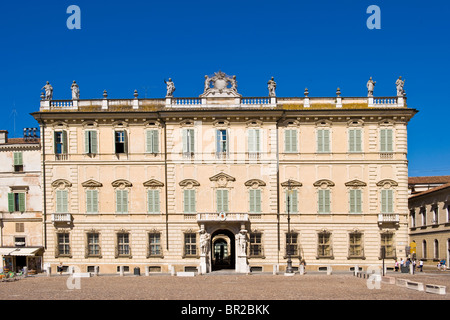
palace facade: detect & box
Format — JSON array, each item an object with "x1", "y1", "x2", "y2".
[{"x1": 31, "y1": 72, "x2": 417, "y2": 274}]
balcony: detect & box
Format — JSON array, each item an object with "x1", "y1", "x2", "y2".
[
  {"x1": 378, "y1": 213, "x2": 399, "y2": 226},
  {"x1": 197, "y1": 213, "x2": 248, "y2": 223},
  {"x1": 52, "y1": 213, "x2": 72, "y2": 224}
]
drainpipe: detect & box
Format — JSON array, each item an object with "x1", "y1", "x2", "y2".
[
  {"x1": 158, "y1": 113, "x2": 169, "y2": 251},
  {"x1": 38, "y1": 114, "x2": 47, "y2": 249}
]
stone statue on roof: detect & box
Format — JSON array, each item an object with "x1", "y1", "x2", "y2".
[
  {"x1": 367, "y1": 77, "x2": 376, "y2": 97},
  {"x1": 396, "y1": 76, "x2": 405, "y2": 97},
  {"x1": 164, "y1": 78, "x2": 176, "y2": 97},
  {"x1": 42, "y1": 81, "x2": 53, "y2": 100},
  {"x1": 268, "y1": 77, "x2": 277, "y2": 97},
  {"x1": 71, "y1": 81, "x2": 80, "y2": 100}
]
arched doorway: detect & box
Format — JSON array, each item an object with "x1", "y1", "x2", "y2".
[{"x1": 211, "y1": 229, "x2": 235, "y2": 271}]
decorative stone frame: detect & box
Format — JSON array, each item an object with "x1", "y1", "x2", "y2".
[
  {"x1": 281, "y1": 119, "x2": 300, "y2": 154},
  {"x1": 51, "y1": 179, "x2": 72, "y2": 214},
  {"x1": 81, "y1": 179, "x2": 102, "y2": 215},
  {"x1": 179, "y1": 179, "x2": 200, "y2": 214},
  {"x1": 248, "y1": 229, "x2": 265, "y2": 259},
  {"x1": 379, "y1": 230, "x2": 396, "y2": 259},
  {"x1": 376, "y1": 179, "x2": 398, "y2": 214},
  {"x1": 281, "y1": 180, "x2": 302, "y2": 214},
  {"x1": 245, "y1": 179, "x2": 266, "y2": 214},
  {"x1": 345, "y1": 179, "x2": 367, "y2": 214},
  {"x1": 146, "y1": 229, "x2": 164, "y2": 258},
  {"x1": 315, "y1": 119, "x2": 332, "y2": 154},
  {"x1": 378, "y1": 119, "x2": 395, "y2": 154},
  {"x1": 143, "y1": 179, "x2": 164, "y2": 214},
  {"x1": 347, "y1": 229, "x2": 365, "y2": 260},
  {"x1": 82, "y1": 121, "x2": 99, "y2": 158},
  {"x1": 115, "y1": 228, "x2": 132, "y2": 259},
  {"x1": 316, "y1": 228, "x2": 334, "y2": 259},
  {"x1": 284, "y1": 228, "x2": 301, "y2": 259},
  {"x1": 182, "y1": 229, "x2": 199, "y2": 259},
  {"x1": 314, "y1": 179, "x2": 334, "y2": 214},
  {"x1": 55, "y1": 229, "x2": 72, "y2": 258},
  {"x1": 84, "y1": 229, "x2": 102, "y2": 258},
  {"x1": 112, "y1": 179, "x2": 132, "y2": 215}
]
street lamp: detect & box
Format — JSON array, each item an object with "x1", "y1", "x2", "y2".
[{"x1": 286, "y1": 180, "x2": 293, "y2": 274}]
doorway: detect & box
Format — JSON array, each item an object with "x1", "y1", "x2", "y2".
[{"x1": 211, "y1": 229, "x2": 235, "y2": 271}]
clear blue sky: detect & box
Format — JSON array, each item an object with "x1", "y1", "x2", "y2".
[{"x1": 0, "y1": 0, "x2": 449, "y2": 176}]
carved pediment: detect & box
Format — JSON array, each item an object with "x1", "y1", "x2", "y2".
[
  {"x1": 200, "y1": 71, "x2": 241, "y2": 98},
  {"x1": 245, "y1": 179, "x2": 266, "y2": 187},
  {"x1": 281, "y1": 180, "x2": 303, "y2": 187},
  {"x1": 313, "y1": 179, "x2": 335, "y2": 187},
  {"x1": 179, "y1": 179, "x2": 200, "y2": 187},
  {"x1": 111, "y1": 179, "x2": 132, "y2": 188},
  {"x1": 376, "y1": 179, "x2": 398, "y2": 187},
  {"x1": 345, "y1": 179, "x2": 367, "y2": 187},
  {"x1": 143, "y1": 179, "x2": 164, "y2": 188},
  {"x1": 209, "y1": 172, "x2": 236, "y2": 182},
  {"x1": 81, "y1": 179, "x2": 103, "y2": 188},
  {"x1": 51, "y1": 179, "x2": 72, "y2": 188}
]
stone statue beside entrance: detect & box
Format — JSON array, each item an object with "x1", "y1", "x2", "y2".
[
  {"x1": 199, "y1": 229, "x2": 211, "y2": 256},
  {"x1": 236, "y1": 230, "x2": 247, "y2": 256}
]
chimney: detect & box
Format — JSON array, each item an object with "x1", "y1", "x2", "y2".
[{"x1": 0, "y1": 130, "x2": 8, "y2": 144}]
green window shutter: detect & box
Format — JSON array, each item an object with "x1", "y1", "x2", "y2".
[
  {"x1": 148, "y1": 190, "x2": 160, "y2": 213},
  {"x1": 190, "y1": 190, "x2": 196, "y2": 213},
  {"x1": 8, "y1": 193, "x2": 14, "y2": 212},
  {"x1": 380, "y1": 129, "x2": 387, "y2": 152},
  {"x1": 323, "y1": 129, "x2": 330, "y2": 152},
  {"x1": 154, "y1": 190, "x2": 160, "y2": 213},
  {"x1": 349, "y1": 129, "x2": 361, "y2": 152},
  {"x1": 123, "y1": 131, "x2": 128, "y2": 154},
  {"x1": 62, "y1": 190, "x2": 68, "y2": 213},
  {"x1": 146, "y1": 130, "x2": 159, "y2": 153},
  {"x1": 86, "y1": 190, "x2": 98, "y2": 213},
  {"x1": 148, "y1": 190, "x2": 153, "y2": 213},
  {"x1": 386, "y1": 129, "x2": 393, "y2": 152},
  {"x1": 350, "y1": 189, "x2": 362, "y2": 213},
  {"x1": 84, "y1": 131, "x2": 90, "y2": 153},
  {"x1": 92, "y1": 190, "x2": 98, "y2": 213},
  {"x1": 62, "y1": 131, "x2": 68, "y2": 154},
  {"x1": 184, "y1": 190, "x2": 189, "y2": 213},
  {"x1": 319, "y1": 190, "x2": 330, "y2": 213},
  {"x1": 91, "y1": 131, "x2": 98, "y2": 154},
  {"x1": 189, "y1": 129, "x2": 195, "y2": 153},
  {"x1": 249, "y1": 190, "x2": 255, "y2": 213},
  {"x1": 292, "y1": 190, "x2": 298, "y2": 213},
  {"x1": 248, "y1": 129, "x2": 254, "y2": 153},
  {"x1": 182, "y1": 129, "x2": 187, "y2": 153},
  {"x1": 285, "y1": 130, "x2": 291, "y2": 152},
  {"x1": 14, "y1": 152, "x2": 23, "y2": 165},
  {"x1": 56, "y1": 190, "x2": 68, "y2": 213},
  {"x1": 222, "y1": 190, "x2": 229, "y2": 212},
  {"x1": 355, "y1": 129, "x2": 362, "y2": 152},
  {"x1": 317, "y1": 130, "x2": 323, "y2": 152},
  {"x1": 217, "y1": 190, "x2": 223, "y2": 212},
  {"x1": 18, "y1": 193, "x2": 25, "y2": 212},
  {"x1": 381, "y1": 190, "x2": 393, "y2": 213},
  {"x1": 153, "y1": 130, "x2": 159, "y2": 153},
  {"x1": 349, "y1": 129, "x2": 354, "y2": 152},
  {"x1": 250, "y1": 189, "x2": 262, "y2": 213},
  {"x1": 116, "y1": 190, "x2": 122, "y2": 213},
  {"x1": 122, "y1": 190, "x2": 128, "y2": 213},
  {"x1": 255, "y1": 129, "x2": 260, "y2": 152}
]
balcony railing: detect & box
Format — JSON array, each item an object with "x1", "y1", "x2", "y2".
[
  {"x1": 52, "y1": 213, "x2": 72, "y2": 224},
  {"x1": 378, "y1": 213, "x2": 399, "y2": 224},
  {"x1": 197, "y1": 213, "x2": 248, "y2": 222}
]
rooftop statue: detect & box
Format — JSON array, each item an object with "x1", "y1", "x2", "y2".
[
  {"x1": 42, "y1": 81, "x2": 53, "y2": 100},
  {"x1": 71, "y1": 81, "x2": 80, "y2": 100},
  {"x1": 164, "y1": 78, "x2": 176, "y2": 97},
  {"x1": 268, "y1": 77, "x2": 277, "y2": 97},
  {"x1": 396, "y1": 76, "x2": 405, "y2": 97},
  {"x1": 367, "y1": 77, "x2": 376, "y2": 97}
]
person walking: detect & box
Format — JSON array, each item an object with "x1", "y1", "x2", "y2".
[
  {"x1": 394, "y1": 259, "x2": 399, "y2": 272},
  {"x1": 418, "y1": 260, "x2": 423, "y2": 272}
]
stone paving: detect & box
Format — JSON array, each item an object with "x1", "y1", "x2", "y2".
[{"x1": 0, "y1": 271, "x2": 449, "y2": 301}]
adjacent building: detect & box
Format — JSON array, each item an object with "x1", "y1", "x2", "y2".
[
  {"x1": 408, "y1": 176, "x2": 450, "y2": 269},
  {"x1": 31, "y1": 72, "x2": 417, "y2": 274},
  {"x1": 0, "y1": 129, "x2": 43, "y2": 273}
]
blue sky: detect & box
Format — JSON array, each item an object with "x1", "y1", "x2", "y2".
[{"x1": 0, "y1": 0, "x2": 449, "y2": 176}]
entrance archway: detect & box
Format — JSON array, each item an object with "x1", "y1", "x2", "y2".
[{"x1": 211, "y1": 229, "x2": 235, "y2": 271}]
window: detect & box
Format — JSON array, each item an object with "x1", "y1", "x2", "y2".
[
  {"x1": 8, "y1": 192, "x2": 25, "y2": 212},
  {"x1": 87, "y1": 233, "x2": 100, "y2": 256},
  {"x1": 54, "y1": 131, "x2": 68, "y2": 155},
  {"x1": 381, "y1": 189, "x2": 394, "y2": 213},
  {"x1": 318, "y1": 232, "x2": 332, "y2": 257},
  {"x1": 381, "y1": 233, "x2": 395, "y2": 258},
  {"x1": 284, "y1": 129, "x2": 298, "y2": 153},
  {"x1": 57, "y1": 233, "x2": 70, "y2": 256},
  {"x1": 184, "y1": 233, "x2": 197, "y2": 256},
  {"x1": 55, "y1": 190, "x2": 68, "y2": 213},
  {"x1": 216, "y1": 189, "x2": 229, "y2": 213},
  {"x1": 183, "y1": 189, "x2": 196, "y2": 213},
  {"x1": 248, "y1": 129, "x2": 261, "y2": 155},
  {"x1": 13, "y1": 152, "x2": 23, "y2": 172},
  {"x1": 318, "y1": 189, "x2": 330, "y2": 214},
  {"x1": 432, "y1": 206, "x2": 439, "y2": 224},
  {"x1": 249, "y1": 233, "x2": 263, "y2": 257},
  {"x1": 216, "y1": 129, "x2": 228, "y2": 154},
  {"x1": 116, "y1": 190, "x2": 128, "y2": 214},
  {"x1": 422, "y1": 240, "x2": 427, "y2": 259},
  {"x1": 349, "y1": 232, "x2": 364, "y2": 258},
  {"x1": 146, "y1": 130, "x2": 159, "y2": 154},
  {"x1": 114, "y1": 130, "x2": 127, "y2": 154},
  {"x1": 285, "y1": 190, "x2": 298, "y2": 213},
  {"x1": 15, "y1": 237, "x2": 26, "y2": 247},
  {"x1": 421, "y1": 207, "x2": 427, "y2": 226},
  {"x1": 317, "y1": 129, "x2": 330, "y2": 153},
  {"x1": 249, "y1": 189, "x2": 262, "y2": 213},
  {"x1": 410, "y1": 209, "x2": 416, "y2": 228},
  {"x1": 182, "y1": 129, "x2": 195, "y2": 156},
  {"x1": 84, "y1": 130, "x2": 98, "y2": 154},
  {"x1": 86, "y1": 190, "x2": 98, "y2": 214},
  {"x1": 434, "y1": 239, "x2": 439, "y2": 259},
  {"x1": 380, "y1": 128, "x2": 393, "y2": 152},
  {"x1": 147, "y1": 190, "x2": 160, "y2": 214},
  {"x1": 148, "y1": 233, "x2": 162, "y2": 257},
  {"x1": 286, "y1": 233, "x2": 299, "y2": 257},
  {"x1": 117, "y1": 233, "x2": 130, "y2": 256},
  {"x1": 348, "y1": 129, "x2": 362, "y2": 153},
  {"x1": 349, "y1": 189, "x2": 362, "y2": 214},
  {"x1": 15, "y1": 223, "x2": 24, "y2": 233}
]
